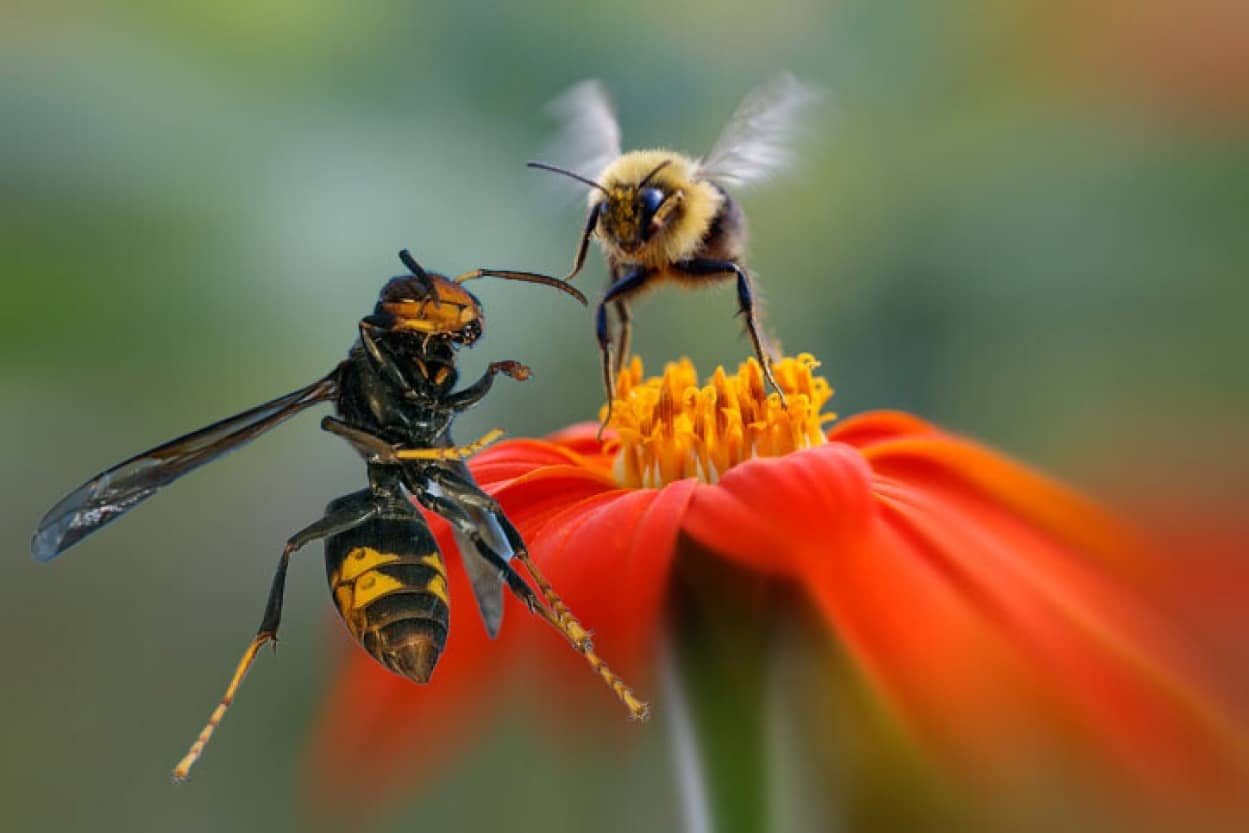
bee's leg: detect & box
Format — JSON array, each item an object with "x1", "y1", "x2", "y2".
[
  {"x1": 673, "y1": 258, "x2": 787, "y2": 408},
  {"x1": 595, "y1": 303, "x2": 615, "y2": 441},
  {"x1": 424, "y1": 468, "x2": 649, "y2": 720},
  {"x1": 613, "y1": 300, "x2": 633, "y2": 376},
  {"x1": 172, "y1": 492, "x2": 380, "y2": 782},
  {"x1": 596, "y1": 267, "x2": 654, "y2": 439},
  {"x1": 560, "y1": 209, "x2": 599, "y2": 282}
]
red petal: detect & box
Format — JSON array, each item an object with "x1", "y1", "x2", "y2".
[
  {"x1": 517, "y1": 479, "x2": 697, "y2": 686},
  {"x1": 827, "y1": 410, "x2": 938, "y2": 448},
  {"x1": 683, "y1": 442, "x2": 877, "y2": 577},
  {"x1": 862, "y1": 429, "x2": 1145, "y2": 576},
  {"x1": 684, "y1": 426, "x2": 1249, "y2": 808},
  {"x1": 545, "y1": 420, "x2": 610, "y2": 454},
  {"x1": 469, "y1": 438, "x2": 604, "y2": 490},
  {"x1": 866, "y1": 477, "x2": 1247, "y2": 795}
]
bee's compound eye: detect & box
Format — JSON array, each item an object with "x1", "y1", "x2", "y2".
[{"x1": 639, "y1": 187, "x2": 664, "y2": 216}]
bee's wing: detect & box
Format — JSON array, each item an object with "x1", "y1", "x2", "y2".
[
  {"x1": 32, "y1": 371, "x2": 339, "y2": 562},
  {"x1": 540, "y1": 79, "x2": 623, "y2": 183},
  {"x1": 697, "y1": 73, "x2": 822, "y2": 188}
]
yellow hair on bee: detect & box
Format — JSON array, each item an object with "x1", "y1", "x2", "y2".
[{"x1": 592, "y1": 149, "x2": 724, "y2": 268}]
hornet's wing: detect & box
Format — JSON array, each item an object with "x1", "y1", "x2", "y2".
[
  {"x1": 32, "y1": 371, "x2": 339, "y2": 562},
  {"x1": 450, "y1": 504, "x2": 512, "y2": 638}
]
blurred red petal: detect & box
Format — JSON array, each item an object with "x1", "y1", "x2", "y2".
[
  {"x1": 306, "y1": 410, "x2": 1249, "y2": 824},
  {"x1": 827, "y1": 409, "x2": 938, "y2": 447},
  {"x1": 686, "y1": 412, "x2": 1249, "y2": 808}
]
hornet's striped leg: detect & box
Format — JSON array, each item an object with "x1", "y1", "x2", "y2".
[
  {"x1": 171, "y1": 495, "x2": 378, "y2": 781},
  {"x1": 322, "y1": 416, "x2": 502, "y2": 464},
  {"x1": 516, "y1": 551, "x2": 650, "y2": 721},
  {"x1": 422, "y1": 465, "x2": 650, "y2": 720},
  {"x1": 171, "y1": 632, "x2": 268, "y2": 783},
  {"x1": 395, "y1": 429, "x2": 504, "y2": 461}
]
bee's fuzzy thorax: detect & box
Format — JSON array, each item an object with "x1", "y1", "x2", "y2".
[{"x1": 591, "y1": 149, "x2": 725, "y2": 267}]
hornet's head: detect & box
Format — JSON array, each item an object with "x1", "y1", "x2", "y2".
[
  {"x1": 371, "y1": 250, "x2": 586, "y2": 347},
  {"x1": 375, "y1": 252, "x2": 484, "y2": 346}
]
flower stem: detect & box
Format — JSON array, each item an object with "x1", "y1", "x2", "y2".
[{"x1": 666, "y1": 544, "x2": 776, "y2": 833}]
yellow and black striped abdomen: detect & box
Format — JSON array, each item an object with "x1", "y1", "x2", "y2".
[{"x1": 325, "y1": 509, "x2": 449, "y2": 683}]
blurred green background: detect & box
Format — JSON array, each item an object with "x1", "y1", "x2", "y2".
[{"x1": 4, "y1": 1, "x2": 1246, "y2": 831}]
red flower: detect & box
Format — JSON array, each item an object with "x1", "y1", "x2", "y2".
[{"x1": 306, "y1": 355, "x2": 1249, "y2": 826}]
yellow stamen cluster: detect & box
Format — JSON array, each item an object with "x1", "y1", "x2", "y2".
[{"x1": 605, "y1": 354, "x2": 836, "y2": 489}]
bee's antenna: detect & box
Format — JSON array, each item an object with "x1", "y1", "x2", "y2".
[
  {"x1": 527, "y1": 161, "x2": 610, "y2": 196},
  {"x1": 637, "y1": 159, "x2": 671, "y2": 188},
  {"x1": 398, "y1": 249, "x2": 428, "y2": 279},
  {"x1": 454, "y1": 269, "x2": 588, "y2": 306}
]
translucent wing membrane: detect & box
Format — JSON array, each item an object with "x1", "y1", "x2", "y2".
[
  {"x1": 32, "y1": 372, "x2": 339, "y2": 562},
  {"x1": 451, "y1": 506, "x2": 512, "y2": 638},
  {"x1": 541, "y1": 79, "x2": 622, "y2": 182},
  {"x1": 698, "y1": 73, "x2": 822, "y2": 188}
]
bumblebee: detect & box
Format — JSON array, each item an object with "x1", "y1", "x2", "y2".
[
  {"x1": 32, "y1": 251, "x2": 646, "y2": 781},
  {"x1": 528, "y1": 75, "x2": 820, "y2": 432}
]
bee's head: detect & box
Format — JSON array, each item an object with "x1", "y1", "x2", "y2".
[
  {"x1": 373, "y1": 252, "x2": 484, "y2": 346},
  {"x1": 528, "y1": 154, "x2": 687, "y2": 260},
  {"x1": 596, "y1": 159, "x2": 683, "y2": 255}
]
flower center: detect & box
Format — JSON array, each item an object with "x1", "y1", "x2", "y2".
[{"x1": 605, "y1": 354, "x2": 836, "y2": 488}]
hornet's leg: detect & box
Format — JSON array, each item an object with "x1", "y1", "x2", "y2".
[
  {"x1": 171, "y1": 492, "x2": 380, "y2": 782},
  {"x1": 321, "y1": 416, "x2": 502, "y2": 464},
  {"x1": 673, "y1": 258, "x2": 787, "y2": 409},
  {"x1": 321, "y1": 416, "x2": 392, "y2": 460},
  {"x1": 422, "y1": 467, "x2": 569, "y2": 624},
  {"x1": 408, "y1": 480, "x2": 542, "y2": 612},
  {"x1": 358, "y1": 319, "x2": 416, "y2": 397},
  {"x1": 426, "y1": 467, "x2": 649, "y2": 720},
  {"x1": 394, "y1": 430, "x2": 504, "y2": 462},
  {"x1": 446, "y1": 360, "x2": 532, "y2": 412},
  {"x1": 596, "y1": 267, "x2": 653, "y2": 440}
]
